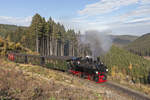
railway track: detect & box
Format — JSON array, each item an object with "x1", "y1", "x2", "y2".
[
  {"x1": 71, "y1": 75, "x2": 150, "y2": 100},
  {"x1": 105, "y1": 81, "x2": 150, "y2": 100}
]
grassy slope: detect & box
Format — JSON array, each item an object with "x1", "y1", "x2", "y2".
[
  {"x1": 0, "y1": 57, "x2": 110, "y2": 100},
  {"x1": 1, "y1": 47, "x2": 150, "y2": 99}
]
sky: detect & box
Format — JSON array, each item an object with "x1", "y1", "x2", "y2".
[{"x1": 0, "y1": 0, "x2": 150, "y2": 35}]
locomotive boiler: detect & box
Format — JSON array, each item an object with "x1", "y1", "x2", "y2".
[{"x1": 67, "y1": 56, "x2": 108, "y2": 83}]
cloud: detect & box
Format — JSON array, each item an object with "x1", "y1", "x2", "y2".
[
  {"x1": 71, "y1": 0, "x2": 150, "y2": 35},
  {"x1": 119, "y1": 5, "x2": 150, "y2": 22},
  {"x1": 78, "y1": 0, "x2": 139, "y2": 16},
  {"x1": 141, "y1": 0, "x2": 150, "y2": 4},
  {"x1": 109, "y1": 21, "x2": 150, "y2": 35},
  {"x1": 126, "y1": 17, "x2": 150, "y2": 23},
  {"x1": 0, "y1": 16, "x2": 32, "y2": 26}
]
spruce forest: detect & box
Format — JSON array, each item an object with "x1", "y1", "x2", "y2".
[{"x1": 0, "y1": 14, "x2": 83, "y2": 56}]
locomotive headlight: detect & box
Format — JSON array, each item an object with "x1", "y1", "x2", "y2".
[
  {"x1": 106, "y1": 69, "x2": 108, "y2": 72},
  {"x1": 96, "y1": 71, "x2": 98, "y2": 74},
  {"x1": 77, "y1": 61, "x2": 80, "y2": 65}
]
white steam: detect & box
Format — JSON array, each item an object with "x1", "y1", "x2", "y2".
[{"x1": 80, "y1": 30, "x2": 113, "y2": 57}]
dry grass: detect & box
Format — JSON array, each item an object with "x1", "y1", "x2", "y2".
[{"x1": 0, "y1": 66, "x2": 100, "y2": 100}]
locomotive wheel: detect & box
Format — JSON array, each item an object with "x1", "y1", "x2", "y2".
[
  {"x1": 81, "y1": 73, "x2": 86, "y2": 79},
  {"x1": 94, "y1": 75, "x2": 99, "y2": 82},
  {"x1": 102, "y1": 74, "x2": 107, "y2": 80}
]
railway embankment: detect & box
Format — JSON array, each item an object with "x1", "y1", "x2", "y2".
[{"x1": 0, "y1": 57, "x2": 149, "y2": 100}]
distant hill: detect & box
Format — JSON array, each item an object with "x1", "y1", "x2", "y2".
[
  {"x1": 0, "y1": 24, "x2": 27, "y2": 38},
  {"x1": 126, "y1": 33, "x2": 150, "y2": 56},
  {"x1": 0, "y1": 24, "x2": 19, "y2": 30},
  {"x1": 111, "y1": 35, "x2": 138, "y2": 47}
]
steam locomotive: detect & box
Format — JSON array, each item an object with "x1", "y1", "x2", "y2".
[
  {"x1": 66, "y1": 56, "x2": 108, "y2": 83},
  {"x1": 7, "y1": 53, "x2": 108, "y2": 83}
]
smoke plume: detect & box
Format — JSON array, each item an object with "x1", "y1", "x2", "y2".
[{"x1": 80, "y1": 30, "x2": 113, "y2": 57}]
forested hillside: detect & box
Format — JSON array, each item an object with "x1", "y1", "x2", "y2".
[
  {"x1": 126, "y1": 33, "x2": 150, "y2": 56},
  {"x1": 102, "y1": 45, "x2": 150, "y2": 84},
  {"x1": 0, "y1": 24, "x2": 18, "y2": 37}
]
